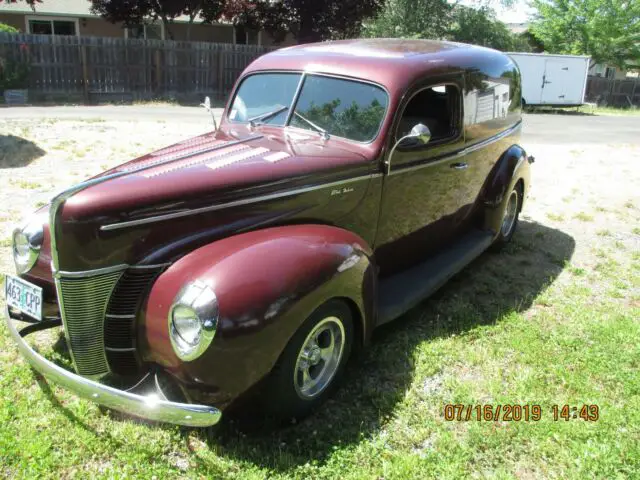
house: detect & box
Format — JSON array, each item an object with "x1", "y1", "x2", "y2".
[
  {"x1": 588, "y1": 63, "x2": 633, "y2": 80},
  {"x1": 0, "y1": 0, "x2": 290, "y2": 46}
]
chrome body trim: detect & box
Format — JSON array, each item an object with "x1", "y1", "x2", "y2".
[
  {"x1": 122, "y1": 135, "x2": 264, "y2": 172},
  {"x1": 100, "y1": 173, "x2": 376, "y2": 232},
  {"x1": 54, "y1": 264, "x2": 130, "y2": 279},
  {"x1": 4, "y1": 306, "x2": 221, "y2": 427}
]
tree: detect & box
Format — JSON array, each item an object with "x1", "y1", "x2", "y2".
[
  {"x1": 449, "y1": 6, "x2": 529, "y2": 51},
  {"x1": 362, "y1": 0, "x2": 529, "y2": 52},
  {"x1": 220, "y1": 0, "x2": 385, "y2": 44},
  {"x1": 530, "y1": 0, "x2": 640, "y2": 69},
  {"x1": 362, "y1": 0, "x2": 453, "y2": 40},
  {"x1": 89, "y1": 0, "x2": 226, "y2": 40}
]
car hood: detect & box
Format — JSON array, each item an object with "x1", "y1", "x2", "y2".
[{"x1": 46, "y1": 125, "x2": 379, "y2": 272}]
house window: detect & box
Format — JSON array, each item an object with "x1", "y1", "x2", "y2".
[
  {"x1": 125, "y1": 23, "x2": 164, "y2": 40},
  {"x1": 27, "y1": 18, "x2": 77, "y2": 36},
  {"x1": 605, "y1": 67, "x2": 616, "y2": 79}
]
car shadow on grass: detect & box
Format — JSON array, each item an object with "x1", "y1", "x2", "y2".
[{"x1": 186, "y1": 220, "x2": 575, "y2": 472}]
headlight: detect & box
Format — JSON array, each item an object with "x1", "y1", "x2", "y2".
[
  {"x1": 169, "y1": 281, "x2": 218, "y2": 361},
  {"x1": 12, "y1": 214, "x2": 45, "y2": 274}
]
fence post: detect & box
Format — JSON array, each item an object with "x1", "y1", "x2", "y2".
[
  {"x1": 217, "y1": 49, "x2": 224, "y2": 100},
  {"x1": 155, "y1": 49, "x2": 162, "y2": 95},
  {"x1": 81, "y1": 44, "x2": 89, "y2": 104}
]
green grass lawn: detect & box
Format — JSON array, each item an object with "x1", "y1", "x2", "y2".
[{"x1": 1, "y1": 218, "x2": 638, "y2": 479}]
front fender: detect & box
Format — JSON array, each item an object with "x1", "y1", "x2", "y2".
[
  {"x1": 141, "y1": 224, "x2": 376, "y2": 407},
  {"x1": 482, "y1": 144, "x2": 531, "y2": 234}
]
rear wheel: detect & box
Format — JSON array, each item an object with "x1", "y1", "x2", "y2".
[
  {"x1": 492, "y1": 184, "x2": 521, "y2": 250},
  {"x1": 263, "y1": 299, "x2": 354, "y2": 422}
]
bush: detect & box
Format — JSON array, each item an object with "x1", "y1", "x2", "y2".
[
  {"x1": 0, "y1": 57, "x2": 31, "y2": 90},
  {"x1": 0, "y1": 23, "x2": 19, "y2": 34}
]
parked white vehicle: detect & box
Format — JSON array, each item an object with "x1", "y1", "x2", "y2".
[{"x1": 507, "y1": 52, "x2": 591, "y2": 107}]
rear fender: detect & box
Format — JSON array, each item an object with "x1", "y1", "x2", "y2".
[
  {"x1": 141, "y1": 225, "x2": 376, "y2": 404},
  {"x1": 481, "y1": 144, "x2": 530, "y2": 234}
]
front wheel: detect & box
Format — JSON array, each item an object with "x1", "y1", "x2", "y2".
[{"x1": 263, "y1": 299, "x2": 354, "y2": 422}]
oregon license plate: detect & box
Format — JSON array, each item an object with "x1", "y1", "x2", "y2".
[{"x1": 5, "y1": 275, "x2": 43, "y2": 321}]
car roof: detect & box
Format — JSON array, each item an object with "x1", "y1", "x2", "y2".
[{"x1": 243, "y1": 39, "x2": 511, "y2": 93}]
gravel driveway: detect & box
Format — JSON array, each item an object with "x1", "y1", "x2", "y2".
[{"x1": 1, "y1": 109, "x2": 639, "y2": 301}]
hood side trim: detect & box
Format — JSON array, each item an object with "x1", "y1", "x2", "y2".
[{"x1": 99, "y1": 173, "x2": 381, "y2": 232}]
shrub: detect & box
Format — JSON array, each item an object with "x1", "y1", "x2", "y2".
[
  {"x1": 0, "y1": 22, "x2": 19, "y2": 34},
  {"x1": 0, "y1": 57, "x2": 31, "y2": 90}
]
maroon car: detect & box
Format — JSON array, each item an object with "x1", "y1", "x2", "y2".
[{"x1": 4, "y1": 39, "x2": 531, "y2": 427}]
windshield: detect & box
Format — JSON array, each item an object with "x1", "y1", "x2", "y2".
[
  {"x1": 228, "y1": 73, "x2": 301, "y2": 126},
  {"x1": 228, "y1": 73, "x2": 388, "y2": 143}
]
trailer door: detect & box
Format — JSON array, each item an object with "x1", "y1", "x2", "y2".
[{"x1": 541, "y1": 59, "x2": 569, "y2": 104}]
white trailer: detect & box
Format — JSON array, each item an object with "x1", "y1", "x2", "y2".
[{"x1": 507, "y1": 52, "x2": 591, "y2": 107}]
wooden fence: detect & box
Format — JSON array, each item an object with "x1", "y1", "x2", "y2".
[
  {"x1": 0, "y1": 32, "x2": 274, "y2": 103},
  {"x1": 585, "y1": 76, "x2": 640, "y2": 107}
]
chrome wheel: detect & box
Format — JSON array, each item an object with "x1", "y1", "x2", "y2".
[
  {"x1": 293, "y1": 316, "x2": 345, "y2": 399},
  {"x1": 501, "y1": 189, "x2": 519, "y2": 237}
]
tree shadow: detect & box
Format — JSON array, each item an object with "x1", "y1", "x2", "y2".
[
  {"x1": 0, "y1": 134, "x2": 46, "y2": 168},
  {"x1": 186, "y1": 220, "x2": 575, "y2": 472}
]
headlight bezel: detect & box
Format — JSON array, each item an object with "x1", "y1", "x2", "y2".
[
  {"x1": 12, "y1": 215, "x2": 45, "y2": 274},
  {"x1": 168, "y1": 281, "x2": 219, "y2": 361}
]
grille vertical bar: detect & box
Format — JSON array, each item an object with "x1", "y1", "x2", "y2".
[
  {"x1": 57, "y1": 269, "x2": 124, "y2": 377},
  {"x1": 104, "y1": 266, "x2": 165, "y2": 374}
]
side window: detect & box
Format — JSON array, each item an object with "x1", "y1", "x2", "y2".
[{"x1": 396, "y1": 84, "x2": 460, "y2": 144}]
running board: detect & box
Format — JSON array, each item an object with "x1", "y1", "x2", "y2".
[{"x1": 377, "y1": 229, "x2": 494, "y2": 325}]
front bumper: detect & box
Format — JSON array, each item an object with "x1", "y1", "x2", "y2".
[{"x1": 4, "y1": 306, "x2": 221, "y2": 427}]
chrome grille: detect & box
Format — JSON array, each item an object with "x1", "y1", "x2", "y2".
[{"x1": 57, "y1": 269, "x2": 124, "y2": 377}]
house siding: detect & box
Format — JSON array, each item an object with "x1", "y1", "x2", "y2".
[
  {"x1": 2, "y1": 11, "x2": 293, "y2": 46},
  {"x1": 169, "y1": 23, "x2": 233, "y2": 43},
  {"x1": 0, "y1": 13, "x2": 27, "y2": 32}
]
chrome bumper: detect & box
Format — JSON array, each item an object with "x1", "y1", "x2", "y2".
[{"x1": 4, "y1": 306, "x2": 221, "y2": 427}]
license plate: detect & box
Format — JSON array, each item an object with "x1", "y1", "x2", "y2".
[{"x1": 5, "y1": 275, "x2": 43, "y2": 321}]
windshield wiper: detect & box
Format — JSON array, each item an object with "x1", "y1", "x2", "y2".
[
  {"x1": 248, "y1": 105, "x2": 289, "y2": 126},
  {"x1": 293, "y1": 111, "x2": 330, "y2": 139}
]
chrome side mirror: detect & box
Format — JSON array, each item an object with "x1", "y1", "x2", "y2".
[
  {"x1": 385, "y1": 123, "x2": 431, "y2": 174},
  {"x1": 200, "y1": 96, "x2": 218, "y2": 131},
  {"x1": 407, "y1": 123, "x2": 431, "y2": 145}
]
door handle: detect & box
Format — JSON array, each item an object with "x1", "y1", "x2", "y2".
[{"x1": 450, "y1": 162, "x2": 468, "y2": 170}]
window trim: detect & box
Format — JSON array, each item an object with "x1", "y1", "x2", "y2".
[
  {"x1": 25, "y1": 15, "x2": 80, "y2": 37},
  {"x1": 226, "y1": 70, "x2": 391, "y2": 145},
  {"x1": 393, "y1": 81, "x2": 463, "y2": 148}
]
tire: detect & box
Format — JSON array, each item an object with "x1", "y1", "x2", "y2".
[
  {"x1": 491, "y1": 184, "x2": 522, "y2": 251},
  {"x1": 262, "y1": 299, "x2": 354, "y2": 422}
]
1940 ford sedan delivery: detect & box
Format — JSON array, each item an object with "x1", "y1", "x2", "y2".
[{"x1": 4, "y1": 39, "x2": 532, "y2": 427}]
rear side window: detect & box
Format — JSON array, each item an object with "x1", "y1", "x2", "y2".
[{"x1": 396, "y1": 84, "x2": 461, "y2": 144}]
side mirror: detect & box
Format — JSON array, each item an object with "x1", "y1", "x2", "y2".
[
  {"x1": 386, "y1": 123, "x2": 432, "y2": 174},
  {"x1": 405, "y1": 123, "x2": 432, "y2": 145},
  {"x1": 200, "y1": 96, "x2": 217, "y2": 131}
]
